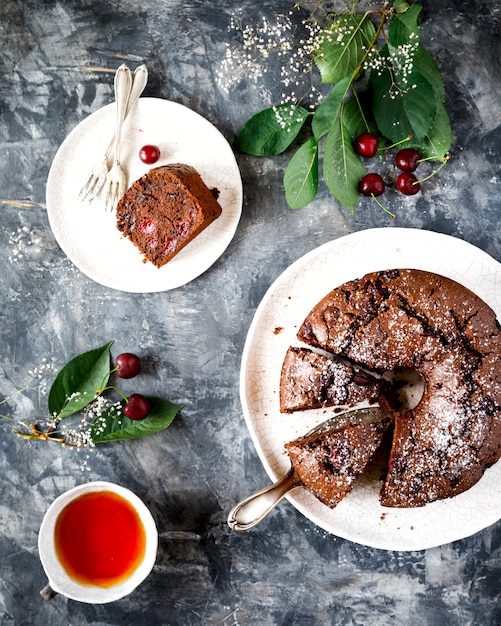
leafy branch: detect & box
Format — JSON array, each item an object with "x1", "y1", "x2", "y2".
[
  {"x1": 2, "y1": 342, "x2": 182, "y2": 446},
  {"x1": 234, "y1": 1, "x2": 452, "y2": 213}
]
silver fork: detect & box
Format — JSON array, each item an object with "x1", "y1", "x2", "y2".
[
  {"x1": 103, "y1": 64, "x2": 132, "y2": 211},
  {"x1": 79, "y1": 136, "x2": 113, "y2": 202},
  {"x1": 79, "y1": 64, "x2": 148, "y2": 203}
]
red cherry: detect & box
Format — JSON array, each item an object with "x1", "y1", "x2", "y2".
[
  {"x1": 123, "y1": 394, "x2": 151, "y2": 420},
  {"x1": 116, "y1": 353, "x2": 141, "y2": 379},
  {"x1": 138, "y1": 219, "x2": 156, "y2": 235},
  {"x1": 396, "y1": 172, "x2": 420, "y2": 195},
  {"x1": 395, "y1": 148, "x2": 421, "y2": 172},
  {"x1": 354, "y1": 133, "x2": 379, "y2": 158},
  {"x1": 359, "y1": 173, "x2": 385, "y2": 197},
  {"x1": 139, "y1": 145, "x2": 160, "y2": 164}
]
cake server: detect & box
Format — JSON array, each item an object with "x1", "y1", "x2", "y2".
[{"x1": 227, "y1": 406, "x2": 387, "y2": 532}]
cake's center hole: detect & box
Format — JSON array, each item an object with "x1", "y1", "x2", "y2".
[{"x1": 383, "y1": 367, "x2": 424, "y2": 412}]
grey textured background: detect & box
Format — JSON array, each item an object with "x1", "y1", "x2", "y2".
[{"x1": 0, "y1": 1, "x2": 500, "y2": 624}]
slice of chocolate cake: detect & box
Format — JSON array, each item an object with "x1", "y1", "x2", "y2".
[
  {"x1": 285, "y1": 413, "x2": 390, "y2": 509},
  {"x1": 116, "y1": 163, "x2": 222, "y2": 267},
  {"x1": 280, "y1": 346, "x2": 381, "y2": 413}
]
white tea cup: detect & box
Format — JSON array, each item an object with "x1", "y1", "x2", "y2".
[{"x1": 38, "y1": 481, "x2": 158, "y2": 604}]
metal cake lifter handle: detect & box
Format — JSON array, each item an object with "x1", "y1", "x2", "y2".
[{"x1": 228, "y1": 466, "x2": 301, "y2": 532}]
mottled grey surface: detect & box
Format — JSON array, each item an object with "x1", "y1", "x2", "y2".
[{"x1": 0, "y1": 0, "x2": 500, "y2": 624}]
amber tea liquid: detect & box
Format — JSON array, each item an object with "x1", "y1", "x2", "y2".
[{"x1": 54, "y1": 490, "x2": 146, "y2": 588}]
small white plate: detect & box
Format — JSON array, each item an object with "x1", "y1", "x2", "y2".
[
  {"x1": 46, "y1": 98, "x2": 242, "y2": 292},
  {"x1": 240, "y1": 228, "x2": 501, "y2": 551}
]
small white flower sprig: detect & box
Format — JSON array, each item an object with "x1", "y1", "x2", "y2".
[
  {"x1": 218, "y1": 7, "x2": 325, "y2": 108},
  {"x1": 218, "y1": 0, "x2": 452, "y2": 214},
  {"x1": 0, "y1": 342, "x2": 182, "y2": 448}
]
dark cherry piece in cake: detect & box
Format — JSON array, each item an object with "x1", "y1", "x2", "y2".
[
  {"x1": 285, "y1": 416, "x2": 390, "y2": 509},
  {"x1": 280, "y1": 346, "x2": 381, "y2": 413},
  {"x1": 297, "y1": 268, "x2": 501, "y2": 507},
  {"x1": 116, "y1": 163, "x2": 222, "y2": 267}
]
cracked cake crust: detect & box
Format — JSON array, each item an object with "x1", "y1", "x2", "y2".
[{"x1": 279, "y1": 346, "x2": 382, "y2": 413}]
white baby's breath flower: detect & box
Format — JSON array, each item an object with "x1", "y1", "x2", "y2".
[{"x1": 216, "y1": 5, "x2": 325, "y2": 107}]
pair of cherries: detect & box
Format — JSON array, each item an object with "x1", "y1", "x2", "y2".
[
  {"x1": 115, "y1": 352, "x2": 151, "y2": 420},
  {"x1": 354, "y1": 133, "x2": 421, "y2": 197}
]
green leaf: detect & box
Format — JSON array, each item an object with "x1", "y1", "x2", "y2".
[
  {"x1": 392, "y1": 0, "x2": 411, "y2": 12},
  {"x1": 235, "y1": 104, "x2": 309, "y2": 156},
  {"x1": 413, "y1": 46, "x2": 445, "y2": 107},
  {"x1": 341, "y1": 94, "x2": 373, "y2": 139},
  {"x1": 48, "y1": 342, "x2": 113, "y2": 419},
  {"x1": 90, "y1": 396, "x2": 182, "y2": 443},
  {"x1": 410, "y1": 46, "x2": 451, "y2": 157},
  {"x1": 421, "y1": 103, "x2": 452, "y2": 159},
  {"x1": 323, "y1": 100, "x2": 366, "y2": 213},
  {"x1": 314, "y1": 13, "x2": 376, "y2": 84},
  {"x1": 370, "y1": 56, "x2": 436, "y2": 142},
  {"x1": 284, "y1": 137, "x2": 319, "y2": 209},
  {"x1": 388, "y1": 3, "x2": 421, "y2": 46},
  {"x1": 311, "y1": 76, "x2": 351, "y2": 139}
]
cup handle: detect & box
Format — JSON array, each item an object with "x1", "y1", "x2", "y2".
[{"x1": 40, "y1": 582, "x2": 58, "y2": 601}]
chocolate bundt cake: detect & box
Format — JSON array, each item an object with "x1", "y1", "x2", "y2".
[
  {"x1": 280, "y1": 346, "x2": 381, "y2": 413},
  {"x1": 285, "y1": 413, "x2": 390, "y2": 509},
  {"x1": 116, "y1": 163, "x2": 222, "y2": 267},
  {"x1": 296, "y1": 268, "x2": 501, "y2": 507}
]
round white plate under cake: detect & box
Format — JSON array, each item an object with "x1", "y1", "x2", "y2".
[
  {"x1": 240, "y1": 228, "x2": 501, "y2": 551},
  {"x1": 46, "y1": 97, "x2": 242, "y2": 292}
]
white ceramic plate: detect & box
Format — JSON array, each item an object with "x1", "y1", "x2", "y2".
[
  {"x1": 240, "y1": 228, "x2": 501, "y2": 551},
  {"x1": 46, "y1": 98, "x2": 242, "y2": 292}
]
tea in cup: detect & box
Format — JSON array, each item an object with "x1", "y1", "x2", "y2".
[{"x1": 38, "y1": 481, "x2": 157, "y2": 603}]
